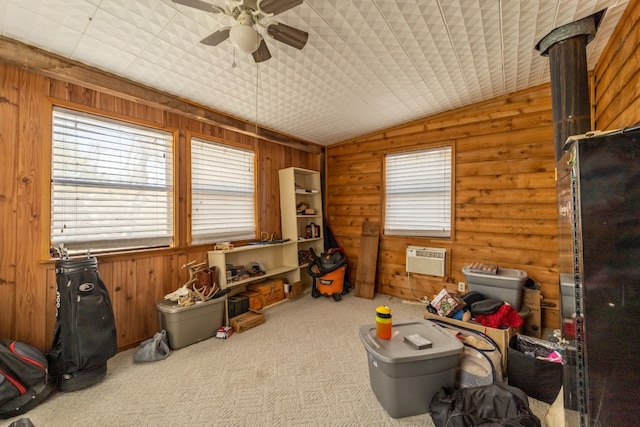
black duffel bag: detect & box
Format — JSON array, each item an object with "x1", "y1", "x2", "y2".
[{"x1": 430, "y1": 383, "x2": 541, "y2": 427}]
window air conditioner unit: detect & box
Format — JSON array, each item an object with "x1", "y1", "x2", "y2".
[{"x1": 406, "y1": 246, "x2": 447, "y2": 277}]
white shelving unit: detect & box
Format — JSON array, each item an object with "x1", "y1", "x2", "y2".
[
  {"x1": 207, "y1": 241, "x2": 299, "y2": 290},
  {"x1": 279, "y1": 167, "x2": 325, "y2": 287}
]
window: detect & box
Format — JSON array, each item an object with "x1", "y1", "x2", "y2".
[
  {"x1": 191, "y1": 137, "x2": 256, "y2": 244},
  {"x1": 384, "y1": 146, "x2": 452, "y2": 237},
  {"x1": 51, "y1": 107, "x2": 174, "y2": 253}
]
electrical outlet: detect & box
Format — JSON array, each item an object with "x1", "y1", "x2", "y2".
[{"x1": 458, "y1": 281, "x2": 465, "y2": 292}]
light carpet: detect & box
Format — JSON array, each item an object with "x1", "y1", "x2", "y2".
[{"x1": 4, "y1": 292, "x2": 549, "y2": 427}]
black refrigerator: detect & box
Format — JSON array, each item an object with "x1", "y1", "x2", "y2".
[{"x1": 557, "y1": 127, "x2": 640, "y2": 426}]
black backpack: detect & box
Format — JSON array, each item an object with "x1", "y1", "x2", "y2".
[{"x1": 0, "y1": 340, "x2": 54, "y2": 419}]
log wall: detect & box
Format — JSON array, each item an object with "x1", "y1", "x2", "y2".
[
  {"x1": 593, "y1": 0, "x2": 640, "y2": 130},
  {"x1": 0, "y1": 61, "x2": 320, "y2": 351},
  {"x1": 326, "y1": 86, "x2": 561, "y2": 328}
]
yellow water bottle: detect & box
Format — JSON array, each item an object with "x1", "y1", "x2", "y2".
[{"x1": 376, "y1": 305, "x2": 392, "y2": 339}]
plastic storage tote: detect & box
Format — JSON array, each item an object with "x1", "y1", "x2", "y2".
[
  {"x1": 156, "y1": 295, "x2": 226, "y2": 350},
  {"x1": 462, "y1": 265, "x2": 528, "y2": 310},
  {"x1": 359, "y1": 319, "x2": 463, "y2": 418}
]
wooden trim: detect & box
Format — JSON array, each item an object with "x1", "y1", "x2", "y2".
[
  {"x1": 171, "y1": 128, "x2": 182, "y2": 249},
  {"x1": 50, "y1": 98, "x2": 175, "y2": 133},
  {"x1": 0, "y1": 35, "x2": 322, "y2": 154},
  {"x1": 40, "y1": 97, "x2": 54, "y2": 259},
  {"x1": 186, "y1": 131, "x2": 261, "y2": 244},
  {"x1": 46, "y1": 100, "x2": 181, "y2": 257},
  {"x1": 449, "y1": 141, "x2": 457, "y2": 242},
  {"x1": 184, "y1": 131, "x2": 194, "y2": 247},
  {"x1": 381, "y1": 142, "x2": 456, "y2": 242}
]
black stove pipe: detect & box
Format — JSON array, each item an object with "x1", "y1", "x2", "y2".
[{"x1": 536, "y1": 12, "x2": 604, "y2": 161}]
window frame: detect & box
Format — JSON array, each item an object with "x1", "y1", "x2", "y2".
[
  {"x1": 47, "y1": 101, "x2": 178, "y2": 256},
  {"x1": 383, "y1": 144, "x2": 454, "y2": 239},
  {"x1": 187, "y1": 133, "x2": 258, "y2": 245}
]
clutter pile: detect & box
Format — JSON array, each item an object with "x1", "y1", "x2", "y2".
[
  {"x1": 164, "y1": 261, "x2": 220, "y2": 307},
  {"x1": 226, "y1": 261, "x2": 266, "y2": 283},
  {"x1": 427, "y1": 261, "x2": 541, "y2": 330}
]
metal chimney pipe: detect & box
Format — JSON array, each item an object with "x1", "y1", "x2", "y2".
[{"x1": 536, "y1": 12, "x2": 603, "y2": 161}]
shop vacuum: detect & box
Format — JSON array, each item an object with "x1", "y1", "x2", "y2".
[{"x1": 307, "y1": 247, "x2": 348, "y2": 301}]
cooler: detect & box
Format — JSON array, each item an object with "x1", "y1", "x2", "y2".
[
  {"x1": 359, "y1": 319, "x2": 463, "y2": 418},
  {"x1": 462, "y1": 265, "x2": 528, "y2": 310},
  {"x1": 156, "y1": 295, "x2": 226, "y2": 350}
]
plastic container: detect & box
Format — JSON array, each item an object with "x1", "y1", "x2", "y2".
[
  {"x1": 359, "y1": 319, "x2": 463, "y2": 418},
  {"x1": 462, "y1": 265, "x2": 528, "y2": 311},
  {"x1": 156, "y1": 295, "x2": 226, "y2": 350}
]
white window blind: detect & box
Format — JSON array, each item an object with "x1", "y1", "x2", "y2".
[
  {"x1": 51, "y1": 107, "x2": 174, "y2": 253},
  {"x1": 191, "y1": 138, "x2": 256, "y2": 244},
  {"x1": 385, "y1": 146, "x2": 452, "y2": 237}
]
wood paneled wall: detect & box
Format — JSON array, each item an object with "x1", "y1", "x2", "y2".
[
  {"x1": 2, "y1": 0, "x2": 639, "y2": 348},
  {"x1": 593, "y1": 0, "x2": 640, "y2": 130},
  {"x1": 326, "y1": 86, "x2": 561, "y2": 328},
  {"x1": 0, "y1": 61, "x2": 320, "y2": 351}
]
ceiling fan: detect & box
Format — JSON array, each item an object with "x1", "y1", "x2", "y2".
[{"x1": 172, "y1": 0, "x2": 309, "y2": 63}]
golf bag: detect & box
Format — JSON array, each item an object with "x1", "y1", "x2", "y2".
[
  {"x1": 308, "y1": 247, "x2": 348, "y2": 301},
  {"x1": 47, "y1": 256, "x2": 117, "y2": 392}
]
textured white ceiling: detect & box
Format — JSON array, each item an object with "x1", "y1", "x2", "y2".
[{"x1": 0, "y1": 0, "x2": 629, "y2": 146}]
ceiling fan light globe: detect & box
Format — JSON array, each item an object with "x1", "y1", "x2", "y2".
[{"x1": 230, "y1": 24, "x2": 261, "y2": 54}]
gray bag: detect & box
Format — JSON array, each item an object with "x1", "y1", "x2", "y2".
[{"x1": 133, "y1": 330, "x2": 170, "y2": 363}]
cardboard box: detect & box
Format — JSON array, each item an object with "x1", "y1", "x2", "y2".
[
  {"x1": 247, "y1": 279, "x2": 285, "y2": 308},
  {"x1": 286, "y1": 281, "x2": 302, "y2": 299},
  {"x1": 424, "y1": 311, "x2": 516, "y2": 375},
  {"x1": 521, "y1": 289, "x2": 542, "y2": 338},
  {"x1": 230, "y1": 311, "x2": 265, "y2": 334}
]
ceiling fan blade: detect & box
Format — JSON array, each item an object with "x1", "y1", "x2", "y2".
[
  {"x1": 258, "y1": 0, "x2": 303, "y2": 16},
  {"x1": 252, "y1": 39, "x2": 272, "y2": 63},
  {"x1": 200, "y1": 27, "x2": 231, "y2": 46},
  {"x1": 267, "y1": 22, "x2": 308, "y2": 50},
  {"x1": 171, "y1": 0, "x2": 223, "y2": 14}
]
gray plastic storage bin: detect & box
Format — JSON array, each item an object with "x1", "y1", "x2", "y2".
[
  {"x1": 462, "y1": 265, "x2": 528, "y2": 311},
  {"x1": 359, "y1": 319, "x2": 463, "y2": 418},
  {"x1": 156, "y1": 295, "x2": 226, "y2": 349}
]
